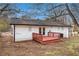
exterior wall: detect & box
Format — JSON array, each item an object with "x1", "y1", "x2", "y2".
[
  {"x1": 11, "y1": 25, "x2": 71, "y2": 41},
  {"x1": 68, "y1": 27, "x2": 72, "y2": 37},
  {"x1": 15, "y1": 25, "x2": 39, "y2": 41},
  {"x1": 45, "y1": 26, "x2": 70, "y2": 38}
]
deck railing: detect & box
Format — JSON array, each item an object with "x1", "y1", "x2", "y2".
[
  {"x1": 48, "y1": 32, "x2": 61, "y2": 38},
  {"x1": 32, "y1": 32, "x2": 62, "y2": 44}
]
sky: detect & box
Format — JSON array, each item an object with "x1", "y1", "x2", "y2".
[
  {"x1": 11, "y1": 3, "x2": 77, "y2": 21},
  {"x1": 16, "y1": 4, "x2": 31, "y2": 11},
  {"x1": 16, "y1": 3, "x2": 48, "y2": 19}
]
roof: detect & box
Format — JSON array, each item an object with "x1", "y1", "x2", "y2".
[{"x1": 10, "y1": 19, "x2": 71, "y2": 27}]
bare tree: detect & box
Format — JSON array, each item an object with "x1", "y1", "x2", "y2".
[
  {"x1": 65, "y1": 4, "x2": 78, "y2": 26},
  {"x1": 0, "y1": 3, "x2": 20, "y2": 18}
]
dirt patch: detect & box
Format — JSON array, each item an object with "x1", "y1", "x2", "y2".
[{"x1": 0, "y1": 36, "x2": 79, "y2": 56}]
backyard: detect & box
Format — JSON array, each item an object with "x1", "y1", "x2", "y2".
[{"x1": 0, "y1": 35, "x2": 79, "y2": 56}]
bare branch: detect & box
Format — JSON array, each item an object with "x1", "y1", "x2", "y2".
[
  {"x1": 65, "y1": 3, "x2": 78, "y2": 26},
  {"x1": 0, "y1": 4, "x2": 10, "y2": 14}
]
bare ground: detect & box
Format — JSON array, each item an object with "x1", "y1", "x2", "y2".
[{"x1": 0, "y1": 36, "x2": 79, "y2": 56}]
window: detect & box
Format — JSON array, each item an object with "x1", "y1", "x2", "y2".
[
  {"x1": 39, "y1": 27, "x2": 45, "y2": 35},
  {"x1": 43, "y1": 27, "x2": 45, "y2": 35},
  {"x1": 39, "y1": 27, "x2": 41, "y2": 34}
]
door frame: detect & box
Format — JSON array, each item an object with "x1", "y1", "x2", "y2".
[{"x1": 39, "y1": 27, "x2": 45, "y2": 35}]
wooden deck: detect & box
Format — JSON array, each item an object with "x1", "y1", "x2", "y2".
[{"x1": 32, "y1": 32, "x2": 62, "y2": 44}]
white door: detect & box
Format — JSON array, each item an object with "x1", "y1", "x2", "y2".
[{"x1": 15, "y1": 26, "x2": 32, "y2": 41}]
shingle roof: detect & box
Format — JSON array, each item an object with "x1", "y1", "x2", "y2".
[{"x1": 10, "y1": 19, "x2": 71, "y2": 27}]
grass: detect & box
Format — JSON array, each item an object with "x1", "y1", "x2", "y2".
[
  {"x1": 0, "y1": 36, "x2": 79, "y2": 56},
  {"x1": 44, "y1": 37, "x2": 79, "y2": 56}
]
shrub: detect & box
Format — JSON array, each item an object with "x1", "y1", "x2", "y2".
[{"x1": 0, "y1": 18, "x2": 10, "y2": 32}]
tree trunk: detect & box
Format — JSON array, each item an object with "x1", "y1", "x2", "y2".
[{"x1": 65, "y1": 4, "x2": 79, "y2": 32}]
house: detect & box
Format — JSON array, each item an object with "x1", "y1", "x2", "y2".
[{"x1": 10, "y1": 19, "x2": 72, "y2": 42}]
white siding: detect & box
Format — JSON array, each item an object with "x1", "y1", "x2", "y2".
[
  {"x1": 45, "y1": 27, "x2": 69, "y2": 38},
  {"x1": 15, "y1": 25, "x2": 39, "y2": 41},
  {"x1": 11, "y1": 25, "x2": 70, "y2": 41}
]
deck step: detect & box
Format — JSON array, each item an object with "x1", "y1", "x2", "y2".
[{"x1": 39, "y1": 39, "x2": 63, "y2": 45}]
